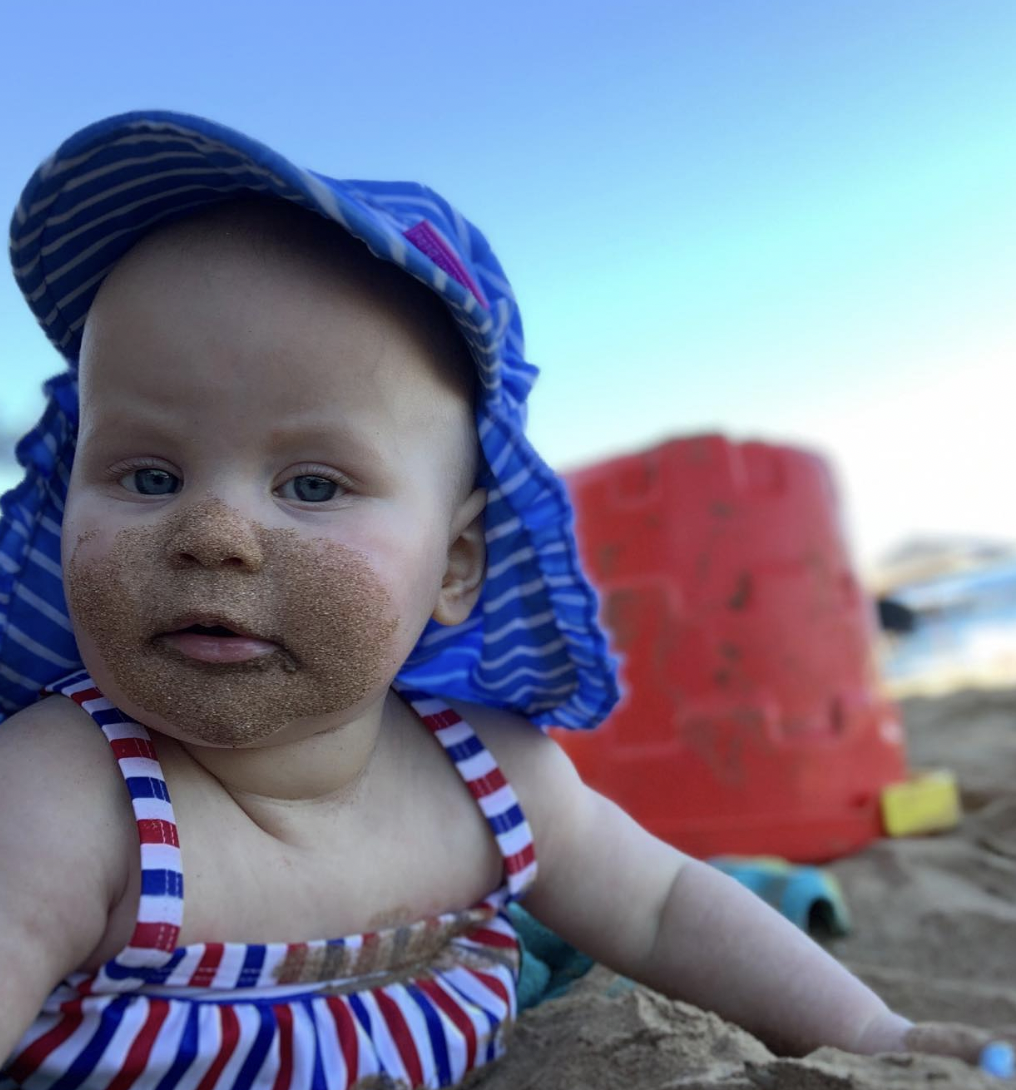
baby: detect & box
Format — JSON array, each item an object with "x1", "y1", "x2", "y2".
[{"x1": 0, "y1": 112, "x2": 998, "y2": 1088}]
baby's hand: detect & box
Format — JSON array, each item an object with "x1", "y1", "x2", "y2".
[{"x1": 905, "y1": 1023, "x2": 1015, "y2": 1077}]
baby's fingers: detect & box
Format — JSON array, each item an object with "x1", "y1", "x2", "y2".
[{"x1": 905, "y1": 1022, "x2": 1015, "y2": 1074}]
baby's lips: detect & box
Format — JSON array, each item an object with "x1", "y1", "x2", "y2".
[
  {"x1": 151, "y1": 612, "x2": 286, "y2": 665},
  {"x1": 157, "y1": 611, "x2": 268, "y2": 642},
  {"x1": 157, "y1": 628, "x2": 281, "y2": 665}
]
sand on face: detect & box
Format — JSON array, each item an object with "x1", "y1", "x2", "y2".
[{"x1": 468, "y1": 688, "x2": 1016, "y2": 1089}]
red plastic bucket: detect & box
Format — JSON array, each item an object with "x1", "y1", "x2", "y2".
[{"x1": 554, "y1": 435, "x2": 906, "y2": 862}]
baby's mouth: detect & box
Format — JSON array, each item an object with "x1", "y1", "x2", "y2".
[{"x1": 154, "y1": 615, "x2": 282, "y2": 665}]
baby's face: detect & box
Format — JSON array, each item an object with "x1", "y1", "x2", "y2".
[{"x1": 64, "y1": 214, "x2": 480, "y2": 747}]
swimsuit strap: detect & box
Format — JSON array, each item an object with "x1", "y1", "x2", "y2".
[
  {"x1": 396, "y1": 688, "x2": 538, "y2": 900},
  {"x1": 43, "y1": 670, "x2": 183, "y2": 986}
]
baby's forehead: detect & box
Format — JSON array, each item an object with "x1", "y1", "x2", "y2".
[
  {"x1": 154, "y1": 198, "x2": 380, "y2": 283},
  {"x1": 87, "y1": 197, "x2": 477, "y2": 404}
]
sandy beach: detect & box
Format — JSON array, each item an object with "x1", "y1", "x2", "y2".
[{"x1": 471, "y1": 687, "x2": 1016, "y2": 1089}]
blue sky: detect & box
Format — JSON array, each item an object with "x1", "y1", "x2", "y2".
[{"x1": 1, "y1": 1, "x2": 1014, "y2": 565}]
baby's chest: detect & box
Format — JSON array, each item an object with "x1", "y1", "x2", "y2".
[
  {"x1": 193, "y1": 807, "x2": 498, "y2": 936},
  {"x1": 100, "y1": 762, "x2": 505, "y2": 961}
]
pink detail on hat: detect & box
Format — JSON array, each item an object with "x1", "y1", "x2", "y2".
[{"x1": 404, "y1": 220, "x2": 489, "y2": 309}]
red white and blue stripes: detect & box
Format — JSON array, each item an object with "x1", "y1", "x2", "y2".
[
  {"x1": 2, "y1": 673, "x2": 536, "y2": 1090},
  {"x1": 407, "y1": 691, "x2": 538, "y2": 898},
  {"x1": 43, "y1": 672, "x2": 184, "y2": 989}
]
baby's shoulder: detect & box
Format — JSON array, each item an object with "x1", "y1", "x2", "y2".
[
  {"x1": 0, "y1": 696, "x2": 139, "y2": 993},
  {"x1": 1, "y1": 692, "x2": 122, "y2": 779},
  {"x1": 0, "y1": 695, "x2": 136, "y2": 886},
  {"x1": 446, "y1": 699, "x2": 585, "y2": 835}
]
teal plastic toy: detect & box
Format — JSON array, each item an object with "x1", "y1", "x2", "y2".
[{"x1": 709, "y1": 856, "x2": 851, "y2": 937}]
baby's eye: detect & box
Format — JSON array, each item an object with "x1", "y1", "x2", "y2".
[
  {"x1": 277, "y1": 475, "x2": 342, "y2": 503},
  {"x1": 121, "y1": 468, "x2": 181, "y2": 496}
]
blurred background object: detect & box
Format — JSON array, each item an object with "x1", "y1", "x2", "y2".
[
  {"x1": 870, "y1": 538, "x2": 1016, "y2": 697},
  {"x1": 553, "y1": 436, "x2": 907, "y2": 863}
]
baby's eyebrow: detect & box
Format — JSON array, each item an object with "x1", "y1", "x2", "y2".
[
  {"x1": 264, "y1": 419, "x2": 386, "y2": 462},
  {"x1": 81, "y1": 405, "x2": 387, "y2": 467}
]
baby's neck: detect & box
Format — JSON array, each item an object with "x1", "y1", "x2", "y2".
[{"x1": 169, "y1": 691, "x2": 403, "y2": 840}]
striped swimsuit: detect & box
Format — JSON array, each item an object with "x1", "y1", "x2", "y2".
[{"x1": 3, "y1": 671, "x2": 538, "y2": 1090}]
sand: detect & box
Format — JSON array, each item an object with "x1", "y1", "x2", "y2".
[{"x1": 470, "y1": 688, "x2": 1016, "y2": 1089}]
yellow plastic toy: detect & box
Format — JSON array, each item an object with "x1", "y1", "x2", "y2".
[{"x1": 880, "y1": 769, "x2": 961, "y2": 838}]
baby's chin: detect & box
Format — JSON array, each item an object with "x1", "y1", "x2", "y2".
[{"x1": 81, "y1": 642, "x2": 387, "y2": 749}]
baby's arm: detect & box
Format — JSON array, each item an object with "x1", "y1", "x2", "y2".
[
  {"x1": 481, "y1": 715, "x2": 908, "y2": 1057},
  {"x1": 0, "y1": 698, "x2": 131, "y2": 1059}
]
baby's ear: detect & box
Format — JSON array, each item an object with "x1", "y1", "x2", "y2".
[{"x1": 433, "y1": 488, "x2": 487, "y2": 626}]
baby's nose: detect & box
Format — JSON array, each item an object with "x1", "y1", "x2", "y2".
[{"x1": 164, "y1": 498, "x2": 265, "y2": 571}]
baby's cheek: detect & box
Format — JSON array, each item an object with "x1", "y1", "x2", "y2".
[
  {"x1": 64, "y1": 525, "x2": 160, "y2": 691},
  {"x1": 291, "y1": 526, "x2": 441, "y2": 651},
  {"x1": 66, "y1": 523, "x2": 160, "y2": 628},
  {"x1": 273, "y1": 536, "x2": 405, "y2": 709}
]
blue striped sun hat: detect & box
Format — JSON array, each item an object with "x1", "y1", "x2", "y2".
[{"x1": 2, "y1": 110, "x2": 618, "y2": 730}]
